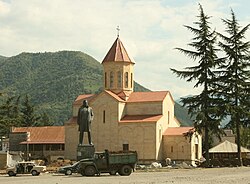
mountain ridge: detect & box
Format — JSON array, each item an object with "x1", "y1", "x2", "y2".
[{"x1": 0, "y1": 51, "x2": 193, "y2": 126}]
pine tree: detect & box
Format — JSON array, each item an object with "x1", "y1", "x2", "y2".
[
  {"x1": 0, "y1": 96, "x2": 22, "y2": 136},
  {"x1": 171, "y1": 4, "x2": 223, "y2": 166},
  {"x1": 20, "y1": 95, "x2": 40, "y2": 127},
  {"x1": 216, "y1": 10, "x2": 250, "y2": 166},
  {"x1": 34, "y1": 112, "x2": 53, "y2": 126}
]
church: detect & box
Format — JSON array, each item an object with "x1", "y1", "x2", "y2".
[{"x1": 64, "y1": 36, "x2": 202, "y2": 164}]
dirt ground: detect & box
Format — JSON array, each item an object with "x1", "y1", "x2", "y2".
[{"x1": 0, "y1": 167, "x2": 250, "y2": 184}]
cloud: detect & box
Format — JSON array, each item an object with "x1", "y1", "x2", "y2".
[{"x1": 0, "y1": 0, "x2": 249, "y2": 99}]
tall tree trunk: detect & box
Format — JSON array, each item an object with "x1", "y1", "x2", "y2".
[
  {"x1": 204, "y1": 124, "x2": 210, "y2": 167},
  {"x1": 235, "y1": 111, "x2": 243, "y2": 166}
]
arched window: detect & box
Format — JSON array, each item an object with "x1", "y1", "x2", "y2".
[
  {"x1": 110, "y1": 71, "x2": 114, "y2": 88},
  {"x1": 168, "y1": 111, "x2": 170, "y2": 125},
  {"x1": 117, "y1": 71, "x2": 122, "y2": 88},
  {"x1": 103, "y1": 110, "x2": 105, "y2": 123},
  {"x1": 131, "y1": 73, "x2": 133, "y2": 88},
  {"x1": 159, "y1": 128, "x2": 162, "y2": 142},
  {"x1": 125, "y1": 72, "x2": 128, "y2": 88},
  {"x1": 104, "y1": 72, "x2": 107, "y2": 88}
]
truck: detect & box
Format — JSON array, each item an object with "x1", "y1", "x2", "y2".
[{"x1": 78, "y1": 150, "x2": 137, "y2": 176}]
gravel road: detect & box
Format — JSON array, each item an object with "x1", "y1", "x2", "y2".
[{"x1": 0, "y1": 167, "x2": 250, "y2": 184}]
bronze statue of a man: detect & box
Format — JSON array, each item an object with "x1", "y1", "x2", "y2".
[{"x1": 77, "y1": 100, "x2": 94, "y2": 145}]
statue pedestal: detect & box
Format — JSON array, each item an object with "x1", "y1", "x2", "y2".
[{"x1": 77, "y1": 144, "x2": 95, "y2": 161}]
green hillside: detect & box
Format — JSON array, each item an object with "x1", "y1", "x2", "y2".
[
  {"x1": 174, "y1": 102, "x2": 194, "y2": 126},
  {"x1": 0, "y1": 55, "x2": 6, "y2": 65},
  {"x1": 0, "y1": 51, "x2": 193, "y2": 126}
]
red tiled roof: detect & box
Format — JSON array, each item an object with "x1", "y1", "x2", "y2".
[
  {"x1": 73, "y1": 94, "x2": 96, "y2": 105},
  {"x1": 119, "y1": 114, "x2": 163, "y2": 123},
  {"x1": 163, "y1": 127, "x2": 194, "y2": 136},
  {"x1": 104, "y1": 90, "x2": 125, "y2": 102},
  {"x1": 102, "y1": 37, "x2": 134, "y2": 63},
  {"x1": 12, "y1": 126, "x2": 65, "y2": 144},
  {"x1": 127, "y1": 91, "x2": 169, "y2": 103}
]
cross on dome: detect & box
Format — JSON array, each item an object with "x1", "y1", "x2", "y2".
[{"x1": 116, "y1": 26, "x2": 120, "y2": 37}]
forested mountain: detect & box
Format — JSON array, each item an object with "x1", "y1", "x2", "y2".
[
  {"x1": 174, "y1": 103, "x2": 194, "y2": 127},
  {"x1": 0, "y1": 51, "x2": 193, "y2": 126},
  {"x1": 0, "y1": 55, "x2": 6, "y2": 65}
]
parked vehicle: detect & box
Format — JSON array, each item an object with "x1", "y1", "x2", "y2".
[
  {"x1": 78, "y1": 150, "x2": 137, "y2": 176},
  {"x1": 58, "y1": 161, "x2": 81, "y2": 175},
  {"x1": 6, "y1": 161, "x2": 46, "y2": 176}
]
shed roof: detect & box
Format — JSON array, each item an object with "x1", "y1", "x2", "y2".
[
  {"x1": 119, "y1": 114, "x2": 163, "y2": 123},
  {"x1": 12, "y1": 126, "x2": 65, "y2": 144},
  {"x1": 209, "y1": 140, "x2": 250, "y2": 153},
  {"x1": 163, "y1": 127, "x2": 194, "y2": 136}
]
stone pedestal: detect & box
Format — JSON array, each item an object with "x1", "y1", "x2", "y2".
[{"x1": 77, "y1": 144, "x2": 95, "y2": 161}]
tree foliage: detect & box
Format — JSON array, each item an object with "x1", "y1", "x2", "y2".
[
  {"x1": 20, "y1": 95, "x2": 41, "y2": 127},
  {"x1": 0, "y1": 95, "x2": 50, "y2": 137},
  {"x1": 171, "y1": 4, "x2": 224, "y2": 166},
  {"x1": 216, "y1": 10, "x2": 250, "y2": 165}
]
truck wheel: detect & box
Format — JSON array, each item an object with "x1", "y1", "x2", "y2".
[
  {"x1": 84, "y1": 166, "x2": 96, "y2": 176},
  {"x1": 8, "y1": 171, "x2": 16, "y2": 177},
  {"x1": 119, "y1": 165, "x2": 132, "y2": 176},
  {"x1": 65, "y1": 169, "x2": 72, "y2": 175},
  {"x1": 31, "y1": 170, "x2": 38, "y2": 176},
  {"x1": 80, "y1": 169, "x2": 85, "y2": 176}
]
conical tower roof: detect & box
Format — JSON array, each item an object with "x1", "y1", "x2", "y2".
[{"x1": 102, "y1": 37, "x2": 134, "y2": 63}]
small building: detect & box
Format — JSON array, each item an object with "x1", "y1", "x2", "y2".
[
  {"x1": 209, "y1": 140, "x2": 250, "y2": 159},
  {"x1": 10, "y1": 126, "x2": 65, "y2": 161},
  {"x1": 163, "y1": 127, "x2": 202, "y2": 164}
]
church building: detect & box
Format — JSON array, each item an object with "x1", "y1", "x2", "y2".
[{"x1": 65, "y1": 36, "x2": 202, "y2": 164}]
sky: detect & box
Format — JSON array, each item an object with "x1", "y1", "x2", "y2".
[{"x1": 0, "y1": 0, "x2": 249, "y2": 99}]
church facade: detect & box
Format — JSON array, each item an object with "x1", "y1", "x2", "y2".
[{"x1": 65, "y1": 37, "x2": 202, "y2": 164}]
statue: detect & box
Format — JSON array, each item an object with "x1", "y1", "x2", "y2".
[{"x1": 77, "y1": 100, "x2": 94, "y2": 145}]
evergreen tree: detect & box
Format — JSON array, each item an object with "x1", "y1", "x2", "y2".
[
  {"x1": 171, "y1": 4, "x2": 223, "y2": 166},
  {"x1": 35, "y1": 112, "x2": 53, "y2": 126},
  {"x1": 0, "y1": 96, "x2": 22, "y2": 136},
  {"x1": 216, "y1": 10, "x2": 250, "y2": 166},
  {"x1": 20, "y1": 95, "x2": 40, "y2": 127}
]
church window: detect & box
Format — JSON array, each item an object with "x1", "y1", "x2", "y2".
[
  {"x1": 123, "y1": 144, "x2": 129, "y2": 151},
  {"x1": 195, "y1": 144, "x2": 199, "y2": 159},
  {"x1": 125, "y1": 72, "x2": 128, "y2": 88},
  {"x1": 117, "y1": 71, "x2": 122, "y2": 88},
  {"x1": 171, "y1": 146, "x2": 174, "y2": 153},
  {"x1": 110, "y1": 71, "x2": 114, "y2": 88},
  {"x1": 131, "y1": 73, "x2": 133, "y2": 88},
  {"x1": 182, "y1": 146, "x2": 184, "y2": 153},
  {"x1": 159, "y1": 128, "x2": 162, "y2": 142},
  {"x1": 104, "y1": 72, "x2": 107, "y2": 88},
  {"x1": 168, "y1": 111, "x2": 170, "y2": 125},
  {"x1": 103, "y1": 110, "x2": 105, "y2": 123}
]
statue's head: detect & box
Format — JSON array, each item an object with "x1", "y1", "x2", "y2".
[{"x1": 83, "y1": 100, "x2": 88, "y2": 107}]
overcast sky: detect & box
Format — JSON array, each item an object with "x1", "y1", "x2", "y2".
[{"x1": 0, "y1": 0, "x2": 249, "y2": 99}]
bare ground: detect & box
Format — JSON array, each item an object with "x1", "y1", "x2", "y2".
[{"x1": 0, "y1": 167, "x2": 250, "y2": 184}]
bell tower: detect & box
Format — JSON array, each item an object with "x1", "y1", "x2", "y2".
[{"x1": 102, "y1": 34, "x2": 135, "y2": 96}]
